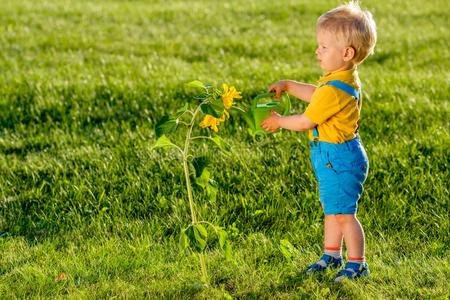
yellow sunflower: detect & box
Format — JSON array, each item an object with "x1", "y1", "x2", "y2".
[
  {"x1": 221, "y1": 84, "x2": 242, "y2": 109},
  {"x1": 199, "y1": 110, "x2": 229, "y2": 132}
]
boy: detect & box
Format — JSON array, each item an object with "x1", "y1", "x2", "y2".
[{"x1": 261, "y1": 1, "x2": 377, "y2": 281}]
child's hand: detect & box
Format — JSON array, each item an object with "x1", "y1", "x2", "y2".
[
  {"x1": 268, "y1": 80, "x2": 288, "y2": 98},
  {"x1": 261, "y1": 110, "x2": 282, "y2": 133}
]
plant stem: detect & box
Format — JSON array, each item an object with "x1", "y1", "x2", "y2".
[
  {"x1": 183, "y1": 106, "x2": 201, "y2": 224},
  {"x1": 182, "y1": 157, "x2": 196, "y2": 224},
  {"x1": 182, "y1": 105, "x2": 209, "y2": 284},
  {"x1": 199, "y1": 253, "x2": 208, "y2": 284}
]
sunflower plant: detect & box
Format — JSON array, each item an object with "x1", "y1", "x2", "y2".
[{"x1": 152, "y1": 80, "x2": 242, "y2": 285}]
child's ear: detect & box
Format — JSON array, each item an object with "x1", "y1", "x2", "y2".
[{"x1": 343, "y1": 47, "x2": 355, "y2": 62}]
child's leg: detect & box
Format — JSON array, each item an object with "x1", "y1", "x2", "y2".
[
  {"x1": 334, "y1": 214, "x2": 370, "y2": 281},
  {"x1": 324, "y1": 215, "x2": 343, "y2": 253},
  {"x1": 305, "y1": 215, "x2": 343, "y2": 273},
  {"x1": 335, "y1": 214, "x2": 365, "y2": 259}
]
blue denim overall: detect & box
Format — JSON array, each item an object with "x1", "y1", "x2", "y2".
[{"x1": 310, "y1": 81, "x2": 369, "y2": 215}]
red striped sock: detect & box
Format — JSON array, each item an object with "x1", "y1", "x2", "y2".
[
  {"x1": 348, "y1": 256, "x2": 365, "y2": 264},
  {"x1": 324, "y1": 246, "x2": 342, "y2": 259}
]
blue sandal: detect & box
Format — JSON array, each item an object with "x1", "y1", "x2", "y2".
[
  {"x1": 334, "y1": 262, "x2": 370, "y2": 282},
  {"x1": 306, "y1": 254, "x2": 343, "y2": 274}
]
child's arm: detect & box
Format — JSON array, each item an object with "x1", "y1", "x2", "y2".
[
  {"x1": 261, "y1": 111, "x2": 316, "y2": 133},
  {"x1": 268, "y1": 80, "x2": 316, "y2": 103}
]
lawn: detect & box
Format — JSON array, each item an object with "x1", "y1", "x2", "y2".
[{"x1": 0, "y1": 0, "x2": 449, "y2": 298}]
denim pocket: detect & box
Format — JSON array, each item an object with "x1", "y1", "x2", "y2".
[
  {"x1": 326, "y1": 149, "x2": 369, "y2": 175},
  {"x1": 332, "y1": 159, "x2": 369, "y2": 178}
]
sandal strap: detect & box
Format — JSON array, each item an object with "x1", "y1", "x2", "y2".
[
  {"x1": 337, "y1": 268, "x2": 357, "y2": 278},
  {"x1": 307, "y1": 254, "x2": 341, "y2": 271},
  {"x1": 335, "y1": 262, "x2": 368, "y2": 280}
]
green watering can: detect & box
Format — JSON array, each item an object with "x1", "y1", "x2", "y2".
[{"x1": 241, "y1": 92, "x2": 291, "y2": 136}]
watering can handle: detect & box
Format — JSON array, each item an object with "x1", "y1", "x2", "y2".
[
  {"x1": 251, "y1": 92, "x2": 275, "y2": 109},
  {"x1": 253, "y1": 92, "x2": 276, "y2": 101},
  {"x1": 251, "y1": 92, "x2": 291, "y2": 115}
]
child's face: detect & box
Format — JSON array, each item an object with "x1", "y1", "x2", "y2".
[{"x1": 315, "y1": 29, "x2": 351, "y2": 73}]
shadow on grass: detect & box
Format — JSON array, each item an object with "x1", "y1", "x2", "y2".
[
  {"x1": 224, "y1": 269, "x2": 348, "y2": 298},
  {"x1": 0, "y1": 141, "x2": 53, "y2": 158},
  {"x1": 151, "y1": 282, "x2": 225, "y2": 299}
]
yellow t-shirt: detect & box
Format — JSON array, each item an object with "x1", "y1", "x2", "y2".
[{"x1": 304, "y1": 68, "x2": 362, "y2": 143}]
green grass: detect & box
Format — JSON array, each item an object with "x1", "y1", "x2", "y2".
[{"x1": 0, "y1": 0, "x2": 449, "y2": 298}]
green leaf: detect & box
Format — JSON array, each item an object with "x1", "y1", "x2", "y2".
[
  {"x1": 192, "y1": 156, "x2": 209, "y2": 178},
  {"x1": 200, "y1": 103, "x2": 223, "y2": 118},
  {"x1": 185, "y1": 226, "x2": 201, "y2": 252},
  {"x1": 175, "y1": 103, "x2": 189, "y2": 117},
  {"x1": 186, "y1": 80, "x2": 205, "y2": 89},
  {"x1": 194, "y1": 224, "x2": 208, "y2": 239},
  {"x1": 152, "y1": 135, "x2": 177, "y2": 150},
  {"x1": 195, "y1": 168, "x2": 218, "y2": 202},
  {"x1": 280, "y1": 239, "x2": 298, "y2": 261},
  {"x1": 193, "y1": 93, "x2": 208, "y2": 101},
  {"x1": 217, "y1": 228, "x2": 228, "y2": 249},
  {"x1": 179, "y1": 230, "x2": 189, "y2": 251},
  {"x1": 193, "y1": 224, "x2": 207, "y2": 251},
  {"x1": 155, "y1": 116, "x2": 178, "y2": 138},
  {"x1": 210, "y1": 97, "x2": 225, "y2": 113},
  {"x1": 195, "y1": 168, "x2": 210, "y2": 189},
  {"x1": 206, "y1": 181, "x2": 218, "y2": 203}
]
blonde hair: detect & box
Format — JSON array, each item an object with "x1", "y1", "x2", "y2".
[{"x1": 317, "y1": 1, "x2": 377, "y2": 64}]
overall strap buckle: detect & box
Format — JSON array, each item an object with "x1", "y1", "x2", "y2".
[{"x1": 312, "y1": 127, "x2": 319, "y2": 143}]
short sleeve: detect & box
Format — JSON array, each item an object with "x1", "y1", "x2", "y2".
[{"x1": 304, "y1": 86, "x2": 341, "y2": 125}]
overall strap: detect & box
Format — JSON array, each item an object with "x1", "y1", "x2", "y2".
[
  {"x1": 312, "y1": 127, "x2": 319, "y2": 141},
  {"x1": 324, "y1": 80, "x2": 361, "y2": 100},
  {"x1": 312, "y1": 80, "x2": 362, "y2": 141}
]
